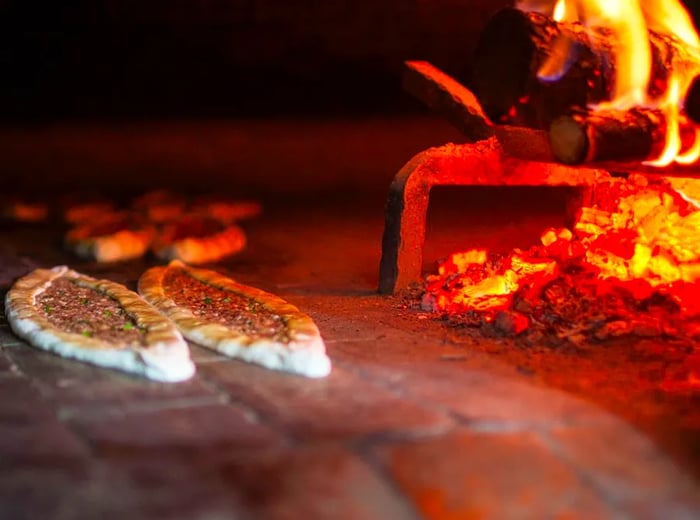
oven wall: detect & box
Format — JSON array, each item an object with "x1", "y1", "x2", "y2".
[
  {"x1": 0, "y1": 0, "x2": 512, "y2": 119},
  {"x1": 3, "y1": 1, "x2": 699, "y2": 197}
]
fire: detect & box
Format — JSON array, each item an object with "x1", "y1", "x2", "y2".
[
  {"x1": 423, "y1": 175, "x2": 700, "y2": 319},
  {"x1": 517, "y1": 0, "x2": 700, "y2": 166}
]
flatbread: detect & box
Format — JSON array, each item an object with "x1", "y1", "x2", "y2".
[
  {"x1": 190, "y1": 197, "x2": 262, "y2": 224},
  {"x1": 5, "y1": 266, "x2": 195, "y2": 382},
  {"x1": 132, "y1": 189, "x2": 186, "y2": 223},
  {"x1": 139, "y1": 260, "x2": 331, "y2": 378},
  {"x1": 1, "y1": 197, "x2": 49, "y2": 223},
  {"x1": 65, "y1": 211, "x2": 155, "y2": 263},
  {"x1": 63, "y1": 200, "x2": 116, "y2": 225},
  {"x1": 151, "y1": 215, "x2": 246, "y2": 264}
]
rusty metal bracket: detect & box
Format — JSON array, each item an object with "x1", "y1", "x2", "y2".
[
  {"x1": 378, "y1": 60, "x2": 610, "y2": 294},
  {"x1": 378, "y1": 139, "x2": 607, "y2": 294}
]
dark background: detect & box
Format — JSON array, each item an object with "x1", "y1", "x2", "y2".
[
  {"x1": 1, "y1": 1, "x2": 700, "y2": 196},
  {"x1": 0, "y1": 0, "x2": 511, "y2": 119},
  {"x1": 2, "y1": 0, "x2": 700, "y2": 120}
]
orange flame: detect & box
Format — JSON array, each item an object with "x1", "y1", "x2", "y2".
[
  {"x1": 517, "y1": 0, "x2": 700, "y2": 166},
  {"x1": 424, "y1": 176, "x2": 700, "y2": 316}
]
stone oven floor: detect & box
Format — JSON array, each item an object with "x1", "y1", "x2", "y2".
[{"x1": 1, "y1": 196, "x2": 699, "y2": 519}]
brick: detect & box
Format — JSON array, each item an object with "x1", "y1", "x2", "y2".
[
  {"x1": 7, "y1": 346, "x2": 218, "y2": 411},
  {"x1": 325, "y1": 334, "x2": 608, "y2": 429},
  {"x1": 0, "y1": 463, "x2": 91, "y2": 520},
  {"x1": 0, "y1": 445, "x2": 418, "y2": 520},
  {"x1": 376, "y1": 430, "x2": 614, "y2": 519},
  {"x1": 70, "y1": 403, "x2": 284, "y2": 452},
  {"x1": 0, "y1": 420, "x2": 88, "y2": 465},
  {"x1": 216, "y1": 446, "x2": 419, "y2": 520},
  {"x1": 0, "y1": 377, "x2": 55, "y2": 423},
  {"x1": 549, "y1": 421, "x2": 700, "y2": 517},
  {"x1": 0, "y1": 347, "x2": 19, "y2": 376},
  {"x1": 199, "y1": 362, "x2": 454, "y2": 441},
  {"x1": 389, "y1": 369, "x2": 604, "y2": 427},
  {"x1": 0, "y1": 458, "x2": 238, "y2": 520},
  {"x1": 0, "y1": 324, "x2": 25, "y2": 347}
]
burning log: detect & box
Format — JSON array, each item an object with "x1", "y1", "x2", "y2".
[
  {"x1": 549, "y1": 108, "x2": 665, "y2": 164},
  {"x1": 471, "y1": 8, "x2": 700, "y2": 129},
  {"x1": 549, "y1": 108, "x2": 700, "y2": 165}
]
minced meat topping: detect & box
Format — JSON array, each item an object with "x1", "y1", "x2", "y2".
[
  {"x1": 163, "y1": 268, "x2": 291, "y2": 343},
  {"x1": 37, "y1": 278, "x2": 145, "y2": 345}
]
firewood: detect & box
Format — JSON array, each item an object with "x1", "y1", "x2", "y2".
[
  {"x1": 402, "y1": 60, "x2": 554, "y2": 161},
  {"x1": 549, "y1": 108, "x2": 664, "y2": 164},
  {"x1": 402, "y1": 60, "x2": 494, "y2": 141},
  {"x1": 472, "y1": 8, "x2": 700, "y2": 129}
]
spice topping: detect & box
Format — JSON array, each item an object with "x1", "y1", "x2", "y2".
[
  {"x1": 163, "y1": 267, "x2": 290, "y2": 342},
  {"x1": 37, "y1": 278, "x2": 145, "y2": 344}
]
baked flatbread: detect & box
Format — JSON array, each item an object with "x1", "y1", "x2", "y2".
[
  {"x1": 1, "y1": 197, "x2": 49, "y2": 223},
  {"x1": 5, "y1": 266, "x2": 195, "y2": 382},
  {"x1": 63, "y1": 200, "x2": 116, "y2": 225},
  {"x1": 139, "y1": 261, "x2": 331, "y2": 378},
  {"x1": 190, "y1": 197, "x2": 262, "y2": 224},
  {"x1": 151, "y1": 215, "x2": 246, "y2": 264},
  {"x1": 132, "y1": 189, "x2": 186, "y2": 223},
  {"x1": 65, "y1": 211, "x2": 155, "y2": 263}
]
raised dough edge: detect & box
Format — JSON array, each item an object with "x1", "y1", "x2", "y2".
[
  {"x1": 66, "y1": 225, "x2": 155, "y2": 263},
  {"x1": 5, "y1": 266, "x2": 195, "y2": 382},
  {"x1": 154, "y1": 225, "x2": 247, "y2": 265},
  {"x1": 138, "y1": 260, "x2": 331, "y2": 378}
]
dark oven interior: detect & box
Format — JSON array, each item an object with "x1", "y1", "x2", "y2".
[{"x1": 1, "y1": 2, "x2": 700, "y2": 519}]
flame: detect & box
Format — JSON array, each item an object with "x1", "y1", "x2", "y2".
[
  {"x1": 423, "y1": 175, "x2": 700, "y2": 317},
  {"x1": 517, "y1": 0, "x2": 700, "y2": 166}
]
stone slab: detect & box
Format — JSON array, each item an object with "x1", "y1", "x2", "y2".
[
  {"x1": 375, "y1": 430, "x2": 617, "y2": 519},
  {"x1": 6, "y1": 346, "x2": 219, "y2": 413},
  {"x1": 199, "y1": 362, "x2": 455, "y2": 441},
  {"x1": 548, "y1": 421, "x2": 700, "y2": 518},
  {"x1": 70, "y1": 403, "x2": 285, "y2": 453}
]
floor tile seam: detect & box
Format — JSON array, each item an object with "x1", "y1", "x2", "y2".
[
  {"x1": 350, "y1": 441, "x2": 425, "y2": 520},
  {"x1": 535, "y1": 428, "x2": 643, "y2": 519},
  {"x1": 56, "y1": 393, "x2": 228, "y2": 421},
  {"x1": 331, "y1": 358, "x2": 461, "y2": 428},
  {"x1": 333, "y1": 358, "x2": 567, "y2": 433},
  {"x1": 193, "y1": 369, "x2": 299, "y2": 445}
]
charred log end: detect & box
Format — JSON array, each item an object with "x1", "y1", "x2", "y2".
[
  {"x1": 471, "y1": 8, "x2": 536, "y2": 124},
  {"x1": 550, "y1": 116, "x2": 589, "y2": 164},
  {"x1": 549, "y1": 109, "x2": 663, "y2": 165}
]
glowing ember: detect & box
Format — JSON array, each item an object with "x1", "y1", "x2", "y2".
[
  {"x1": 422, "y1": 175, "x2": 700, "y2": 336},
  {"x1": 517, "y1": 0, "x2": 700, "y2": 166}
]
